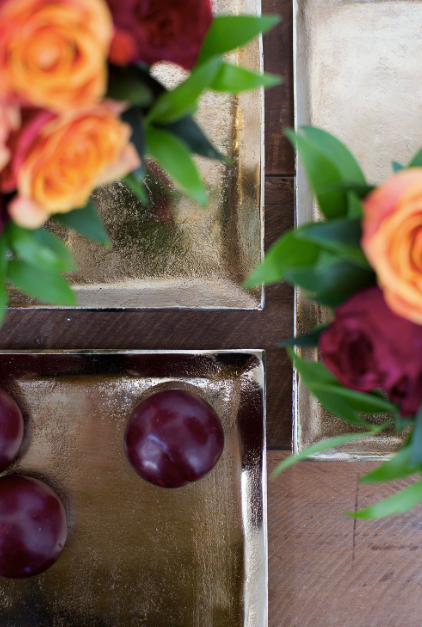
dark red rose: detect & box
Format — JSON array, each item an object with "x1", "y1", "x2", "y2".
[
  {"x1": 106, "y1": 0, "x2": 213, "y2": 70},
  {"x1": 0, "y1": 193, "x2": 10, "y2": 234},
  {"x1": 387, "y1": 374, "x2": 422, "y2": 417},
  {"x1": 319, "y1": 286, "x2": 422, "y2": 416}
]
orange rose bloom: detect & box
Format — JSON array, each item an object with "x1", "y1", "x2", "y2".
[
  {"x1": 0, "y1": 104, "x2": 20, "y2": 172},
  {"x1": 9, "y1": 103, "x2": 140, "y2": 228},
  {"x1": 362, "y1": 168, "x2": 422, "y2": 324},
  {"x1": 0, "y1": 0, "x2": 113, "y2": 112}
]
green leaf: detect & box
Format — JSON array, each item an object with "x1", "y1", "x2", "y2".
[
  {"x1": 0, "y1": 234, "x2": 7, "y2": 275},
  {"x1": 243, "y1": 229, "x2": 320, "y2": 288},
  {"x1": 146, "y1": 126, "x2": 207, "y2": 206},
  {"x1": 8, "y1": 224, "x2": 76, "y2": 272},
  {"x1": 0, "y1": 280, "x2": 7, "y2": 327},
  {"x1": 347, "y1": 192, "x2": 363, "y2": 219},
  {"x1": 123, "y1": 173, "x2": 148, "y2": 206},
  {"x1": 129, "y1": 66, "x2": 167, "y2": 100},
  {"x1": 312, "y1": 389, "x2": 369, "y2": 427},
  {"x1": 0, "y1": 236, "x2": 9, "y2": 326},
  {"x1": 296, "y1": 218, "x2": 369, "y2": 268},
  {"x1": 347, "y1": 479, "x2": 422, "y2": 520},
  {"x1": 288, "y1": 349, "x2": 392, "y2": 428},
  {"x1": 299, "y1": 218, "x2": 362, "y2": 247},
  {"x1": 107, "y1": 65, "x2": 154, "y2": 107},
  {"x1": 285, "y1": 128, "x2": 348, "y2": 219},
  {"x1": 317, "y1": 180, "x2": 375, "y2": 199},
  {"x1": 198, "y1": 14, "x2": 280, "y2": 65},
  {"x1": 147, "y1": 57, "x2": 222, "y2": 123},
  {"x1": 287, "y1": 347, "x2": 338, "y2": 386},
  {"x1": 395, "y1": 411, "x2": 414, "y2": 432},
  {"x1": 163, "y1": 116, "x2": 226, "y2": 162},
  {"x1": 284, "y1": 258, "x2": 375, "y2": 307},
  {"x1": 54, "y1": 201, "x2": 109, "y2": 246},
  {"x1": 211, "y1": 62, "x2": 281, "y2": 92},
  {"x1": 271, "y1": 431, "x2": 381, "y2": 478},
  {"x1": 7, "y1": 260, "x2": 76, "y2": 306},
  {"x1": 301, "y1": 126, "x2": 366, "y2": 183},
  {"x1": 359, "y1": 443, "x2": 420, "y2": 484},
  {"x1": 311, "y1": 383, "x2": 396, "y2": 414},
  {"x1": 410, "y1": 404, "x2": 422, "y2": 466},
  {"x1": 392, "y1": 161, "x2": 405, "y2": 172},
  {"x1": 121, "y1": 107, "x2": 145, "y2": 178},
  {"x1": 409, "y1": 145, "x2": 422, "y2": 167},
  {"x1": 34, "y1": 230, "x2": 76, "y2": 271},
  {"x1": 279, "y1": 324, "x2": 329, "y2": 348}
]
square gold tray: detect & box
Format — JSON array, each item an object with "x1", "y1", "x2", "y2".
[
  {"x1": 9, "y1": 0, "x2": 265, "y2": 311},
  {"x1": 292, "y1": 0, "x2": 422, "y2": 459},
  {"x1": 0, "y1": 350, "x2": 267, "y2": 627}
]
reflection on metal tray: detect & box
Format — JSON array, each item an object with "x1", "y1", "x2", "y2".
[
  {"x1": 293, "y1": 0, "x2": 422, "y2": 459},
  {"x1": 0, "y1": 350, "x2": 267, "y2": 627},
  {"x1": 9, "y1": 0, "x2": 264, "y2": 311}
]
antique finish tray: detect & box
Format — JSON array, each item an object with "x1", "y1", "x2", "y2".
[
  {"x1": 9, "y1": 0, "x2": 265, "y2": 311},
  {"x1": 293, "y1": 0, "x2": 422, "y2": 459},
  {"x1": 0, "y1": 350, "x2": 267, "y2": 627}
]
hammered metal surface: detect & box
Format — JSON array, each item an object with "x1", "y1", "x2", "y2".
[
  {"x1": 9, "y1": 0, "x2": 264, "y2": 311},
  {"x1": 293, "y1": 0, "x2": 422, "y2": 459},
  {"x1": 0, "y1": 350, "x2": 266, "y2": 627}
]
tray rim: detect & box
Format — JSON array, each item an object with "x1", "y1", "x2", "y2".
[
  {"x1": 0, "y1": 348, "x2": 268, "y2": 627},
  {"x1": 291, "y1": 0, "x2": 399, "y2": 462},
  {"x1": 0, "y1": 348, "x2": 265, "y2": 357}
]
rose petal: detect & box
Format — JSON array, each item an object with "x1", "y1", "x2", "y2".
[
  {"x1": 9, "y1": 196, "x2": 49, "y2": 229},
  {"x1": 363, "y1": 168, "x2": 422, "y2": 241},
  {"x1": 95, "y1": 142, "x2": 141, "y2": 187},
  {"x1": 109, "y1": 29, "x2": 138, "y2": 65},
  {"x1": 105, "y1": 0, "x2": 212, "y2": 70},
  {"x1": 319, "y1": 285, "x2": 422, "y2": 416}
]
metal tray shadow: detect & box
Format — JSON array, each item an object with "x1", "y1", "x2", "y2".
[
  {"x1": 0, "y1": 350, "x2": 267, "y2": 627},
  {"x1": 292, "y1": 0, "x2": 422, "y2": 459}
]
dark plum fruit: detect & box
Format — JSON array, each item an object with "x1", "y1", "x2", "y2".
[
  {"x1": 0, "y1": 476, "x2": 68, "y2": 578},
  {"x1": 124, "y1": 389, "x2": 224, "y2": 488},
  {"x1": 0, "y1": 388, "x2": 24, "y2": 471}
]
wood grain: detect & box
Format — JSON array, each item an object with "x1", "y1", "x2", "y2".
[
  {"x1": 268, "y1": 451, "x2": 422, "y2": 627},
  {"x1": 263, "y1": 0, "x2": 295, "y2": 176}
]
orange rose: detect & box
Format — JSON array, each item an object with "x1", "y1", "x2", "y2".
[
  {"x1": 9, "y1": 103, "x2": 140, "y2": 228},
  {"x1": 362, "y1": 168, "x2": 422, "y2": 324},
  {"x1": 0, "y1": 0, "x2": 113, "y2": 112},
  {"x1": 0, "y1": 104, "x2": 20, "y2": 171}
]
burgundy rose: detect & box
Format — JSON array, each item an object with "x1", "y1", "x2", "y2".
[
  {"x1": 0, "y1": 193, "x2": 9, "y2": 234},
  {"x1": 319, "y1": 286, "x2": 422, "y2": 416},
  {"x1": 387, "y1": 374, "x2": 422, "y2": 417},
  {"x1": 106, "y1": 0, "x2": 213, "y2": 70}
]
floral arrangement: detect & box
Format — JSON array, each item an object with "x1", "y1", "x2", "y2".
[
  {"x1": 246, "y1": 126, "x2": 422, "y2": 519},
  {"x1": 0, "y1": 0, "x2": 280, "y2": 320}
]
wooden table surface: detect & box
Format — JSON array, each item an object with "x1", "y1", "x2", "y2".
[{"x1": 0, "y1": 1, "x2": 418, "y2": 625}]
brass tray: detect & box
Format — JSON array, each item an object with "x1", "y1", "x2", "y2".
[
  {"x1": 0, "y1": 350, "x2": 267, "y2": 627},
  {"x1": 292, "y1": 0, "x2": 422, "y2": 459},
  {"x1": 9, "y1": 0, "x2": 265, "y2": 311}
]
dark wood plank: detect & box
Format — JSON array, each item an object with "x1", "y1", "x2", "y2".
[
  {"x1": 0, "y1": 177, "x2": 295, "y2": 448},
  {"x1": 263, "y1": 0, "x2": 294, "y2": 176},
  {"x1": 268, "y1": 451, "x2": 422, "y2": 626}
]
